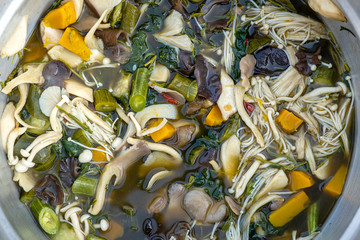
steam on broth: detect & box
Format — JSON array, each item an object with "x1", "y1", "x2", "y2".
[{"x1": 0, "y1": 0, "x2": 353, "y2": 239}]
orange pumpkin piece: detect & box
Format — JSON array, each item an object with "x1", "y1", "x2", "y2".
[
  {"x1": 42, "y1": 1, "x2": 77, "y2": 29},
  {"x1": 149, "y1": 119, "x2": 176, "y2": 143},
  {"x1": 288, "y1": 170, "x2": 315, "y2": 191},
  {"x1": 276, "y1": 109, "x2": 303, "y2": 134},
  {"x1": 324, "y1": 164, "x2": 347, "y2": 197},
  {"x1": 59, "y1": 27, "x2": 91, "y2": 60},
  {"x1": 205, "y1": 105, "x2": 223, "y2": 126},
  {"x1": 269, "y1": 191, "x2": 311, "y2": 227},
  {"x1": 92, "y1": 146, "x2": 107, "y2": 162}
]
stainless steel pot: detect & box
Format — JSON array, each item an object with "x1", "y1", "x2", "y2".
[{"x1": 0, "y1": 0, "x2": 359, "y2": 239}]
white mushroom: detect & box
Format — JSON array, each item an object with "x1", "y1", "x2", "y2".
[
  {"x1": 146, "y1": 169, "x2": 172, "y2": 191},
  {"x1": 47, "y1": 46, "x2": 83, "y2": 68},
  {"x1": 149, "y1": 84, "x2": 185, "y2": 105},
  {"x1": 85, "y1": 0, "x2": 121, "y2": 17},
  {"x1": 239, "y1": 55, "x2": 256, "y2": 91},
  {"x1": 234, "y1": 83, "x2": 265, "y2": 147},
  {"x1": 127, "y1": 137, "x2": 182, "y2": 165},
  {"x1": 158, "y1": 10, "x2": 184, "y2": 36},
  {"x1": 302, "y1": 82, "x2": 348, "y2": 100},
  {"x1": 235, "y1": 160, "x2": 261, "y2": 198},
  {"x1": 308, "y1": 0, "x2": 347, "y2": 22},
  {"x1": 64, "y1": 207, "x2": 84, "y2": 240},
  {"x1": 220, "y1": 135, "x2": 241, "y2": 182},
  {"x1": 0, "y1": 102, "x2": 16, "y2": 152},
  {"x1": 13, "y1": 170, "x2": 36, "y2": 192},
  {"x1": 184, "y1": 188, "x2": 227, "y2": 224},
  {"x1": 153, "y1": 34, "x2": 194, "y2": 52},
  {"x1": 7, "y1": 127, "x2": 27, "y2": 166},
  {"x1": 116, "y1": 106, "x2": 130, "y2": 124},
  {"x1": 1, "y1": 64, "x2": 45, "y2": 95},
  {"x1": 14, "y1": 84, "x2": 35, "y2": 129},
  {"x1": 217, "y1": 70, "x2": 237, "y2": 121},
  {"x1": 255, "y1": 170, "x2": 288, "y2": 200},
  {"x1": 1, "y1": 15, "x2": 29, "y2": 58},
  {"x1": 40, "y1": 21, "x2": 64, "y2": 49},
  {"x1": 150, "y1": 64, "x2": 171, "y2": 83},
  {"x1": 39, "y1": 86, "x2": 63, "y2": 117},
  {"x1": 64, "y1": 79, "x2": 94, "y2": 102},
  {"x1": 89, "y1": 141, "x2": 151, "y2": 215}
]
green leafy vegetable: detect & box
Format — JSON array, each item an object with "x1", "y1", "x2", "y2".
[
  {"x1": 62, "y1": 137, "x2": 83, "y2": 157},
  {"x1": 232, "y1": 25, "x2": 250, "y2": 80},
  {"x1": 139, "y1": 15, "x2": 162, "y2": 33},
  {"x1": 124, "y1": 32, "x2": 149, "y2": 72},
  {"x1": 220, "y1": 113, "x2": 240, "y2": 142},
  {"x1": 189, "y1": 168, "x2": 224, "y2": 200},
  {"x1": 108, "y1": 1, "x2": 124, "y2": 28},
  {"x1": 247, "y1": 36, "x2": 272, "y2": 54},
  {"x1": 157, "y1": 45, "x2": 178, "y2": 69}
]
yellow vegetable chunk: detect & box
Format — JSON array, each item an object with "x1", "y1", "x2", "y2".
[
  {"x1": 92, "y1": 146, "x2": 107, "y2": 162},
  {"x1": 42, "y1": 1, "x2": 77, "y2": 29},
  {"x1": 288, "y1": 170, "x2": 315, "y2": 191},
  {"x1": 269, "y1": 191, "x2": 311, "y2": 227},
  {"x1": 324, "y1": 164, "x2": 347, "y2": 197},
  {"x1": 59, "y1": 27, "x2": 91, "y2": 60},
  {"x1": 205, "y1": 105, "x2": 224, "y2": 126},
  {"x1": 149, "y1": 119, "x2": 176, "y2": 143},
  {"x1": 276, "y1": 109, "x2": 303, "y2": 134}
]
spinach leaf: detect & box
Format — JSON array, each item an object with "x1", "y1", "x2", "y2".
[
  {"x1": 146, "y1": 88, "x2": 158, "y2": 107},
  {"x1": 157, "y1": 45, "x2": 178, "y2": 69},
  {"x1": 190, "y1": 168, "x2": 224, "y2": 200},
  {"x1": 232, "y1": 25, "x2": 250, "y2": 80},
  {"x1": 138, "y1": 15, "x2": 162, "y2": 33},
  {"x1": 124, "y1": 32, "x2": 149, "y2": 72},
  {"x1": 62, "y1": 137, "x2": 83, "y2": 157}
]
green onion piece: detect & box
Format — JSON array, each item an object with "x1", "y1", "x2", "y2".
[
  {"x1": 72, "y1": 129, "x2": 93, "y2": 148},
  {"x1": 307, "y1": 202, "x2": 319, "y2": 234},
  {"x1": 94, "y1": 89, "x2": 118, "y2": 112},
  {"x1": 86, "y1": 235, "x2": 107, "y2": 240},
  {"x1": 312, "y1": 65, "x2": 336, "y2": 85},
  {"x1": 168, "y1": 73, "x2": 198, "y2": 102},
  {"x1": 120, "y1": 2, "x2": 140, "y2": 34},
  {"x1": 130, "y1": 67, "x2": 150, "y2": 112},
  {"x1": 20, "y1": 189, "x2": 36, "y2": 205},
  {"x1": 220, "y1": 113, "x2": 240, "y2": 142},
  {"x1": 31, "y1": 198, "x2": 60, "y2": 235},
  {"x1": 72, "y1": 176, "x2": 98, "y2": 196}
]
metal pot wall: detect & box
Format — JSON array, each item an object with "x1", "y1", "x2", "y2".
[{"x1": 0, "y1": 0, "x2": 359, "y2": 239}]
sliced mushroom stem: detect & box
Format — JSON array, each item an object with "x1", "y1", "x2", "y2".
[
  {"x1": 64, "y1": 207, "x2": 84, "y2": 240},
  {"x1": 1, "y1": 102, "x2": 16, "y2": 152},
  {"x1": 234, "y1": 84, "x2": 265, "y2": 147},
  {"x1": 305, "y1": 138, "x2": 317, "y2": 173},
  {"x1": 302, "y1": 82, "x2": 347, "y2": 100},
  {"x1": 308, "y1": 0, "x2": 347, "y2": 22},
  {"x1": 266, "y1": 108, "x2": 280, "y2": 142},
  {"x1": 14, "y1": 84, "x2": 35, "y2": 129},
  {"x1": 235, "y1": 160, "x2": 261, "y2": 198}
]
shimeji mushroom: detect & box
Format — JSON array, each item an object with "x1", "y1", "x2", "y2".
[
  {"x1": 13, "y1": 171, "x2": 37, "y2": 192},
  {"x1": 239, "y1": 55, "x2": 256, "y2": 91},
  {"x1": 234, "y1": 83, "x2": 265, "y2": 147},
  {"x1": 14, "y1": 84, "x2": 35, "y2": 129},
  {"x1": 89, "y1": 141, "x2": 151, "y2": 215},
  {"x1": 302, "y1": 82, "x2": 348, "y2": 100},
  {"x1": 308, "y1": 0, "x2": 347, "y2": 22},
  {"x1": 217, "y1": 70, "x2": 237, "y2": 121},
  {"x1": 1, "y1": 15, "x2": 29, "y2": 58},
  {"x1": 145, "y1": 169, "x2": 173, "y2": 191},
  {"x1": 64, "y1": 207, "x2": 84, "y2": 240},
  {"x1": 0, "y1": 102, "x2": 16, "y2": 152},
  {"x1": 220, "y1": 135, "x2": 241, "y2": 182},
  {"x1": 1, "y1": 64, "x2": 45, "y2": 95}
]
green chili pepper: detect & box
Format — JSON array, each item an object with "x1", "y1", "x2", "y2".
[
  {"x1": 31, "y1": 198, "x2": 60, "y2": 235},
  {"x1": 167, "y1": 73, "x2": 198, "y2": 102},
  {"x1": 72, "y1": 176, "x2": 98, "y2": 196},
  {"x1": 130, "y1": 67, "x2": 150, "y2": 112},
  {"x1": 120, "y1": 2, "x2": 140, "y2": 34},
  {"x1": 94, "y1": 89, "x2": 118, "y2": 112}
]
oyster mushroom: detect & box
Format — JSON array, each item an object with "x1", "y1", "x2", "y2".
[
  {"x1": 14, "y1": 84, "x2": 33, "y2": 129},
  {"x1": 255, "y1": 170, "x2": 288, "y2": 200},
  {"x1": 308, "y1": 0, "x2": 347, "y2": 22},
  {"x1": 220, "y1": 135, "x2": 241, "y2": 182},
  {"x1": 302, "y1": 82, "x2": 348, "y2": 100},
  {"x1": 184, "y1": 188, "x2": 227, "y2": 224},
  {"x1": 154, "y1": 34, "x2": 193, "y2": 52},
  {"x1": 148, "y1": 189, "x2": 168, "y2": 214},
  {"x1": 73, "y1": 14, "x2": 110, "y2": 31},
  {"x1": 85, "y1": 0, "x2": 121, "y2": 17},
  {"x1": 158, "y1": 10, "x2": 184, "y2": 36},
  {"x1": 235, "y1": 160, "x2": 261, "y2": 198},
  {"x1": 40, "y1": 21, "x2": 64, "y2": 49},
  {"x1": 1, "y1": 63, "x2": 45, "y2": 95},
  {"x1": 64, "y1": 79, "x2": 94, "y2": 102},
  {"x1": 217, "y1": 69, "x2": 237, "y2": 121},
  {"x1": 7, "y1": 127, "x2": 27, "y2": 166},
  {"x1": 239, "y1": 54, "x2": 256, "y2": 91},
  {"x1": 0, "y1": 102, "x2": 16, "y2": 152},
  {"x1": 1, "y1": 15, "x2": 29, "y2": 58},
  {"x1": 47, "y1": 45, "x2": 83, "y2": 68},
  {"x1": 149, "y1": 84, "x2": 185, "y2": 105},
  {"x1": 89, "y1": 141, "x2": 151, "y2": 215},
  {"x1": 150, "y1": 64, "x2": 171, "y2": 83},
  {"x1": 13, "y1": 170, "x2": 36, "y2": 192},
  {"x1": 39, "y1": 86, "x2": 62, "y2": 117},
  {"x1": 145, "y1": 169, "x2": 172, "y2": 191},
  {"x1": 234, "y1": 83, "x2": 265, "y2": 147},
  {"x1": 163, "y1": 183, "x2": 189, "y2": 222}
]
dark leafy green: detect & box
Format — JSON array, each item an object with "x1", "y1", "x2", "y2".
[
  {"x1": 62, "y1": 137, "x2": 84, "y2": 157},
  {"x1": 138, "y1": 15, "x2": 162, "y2": 33},
  {"x1": 124, "y1": 32, "x2": 149, "y2": 72},
  {"x1": 157, "y1": 45, "x2": 178, "y2": 69},
  {"x1": 232, "y1": 25, "x2": 250, "y2": 80},
  {"x1": 189, "y1": 168, "x2": 224, "y2": 200}
]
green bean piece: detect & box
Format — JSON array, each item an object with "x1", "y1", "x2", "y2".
[
  {"x1": 130, "y1": 67, "x2": 150, "y2": 112},
  {"x1": 120, "y1": 2, "x2": 140, "y2": 34},
  {"x1": 20, "y1": 189, "x2": 36, "y2": 205},
  {"x1": 109, "y1": 1, "x2": 124, "y2": 28},
  {"x1": 94, "y1": 89, "x2": 118, "y2": 112},
  {"x1": 220, "y1": 113, "x2": 240, "y2": 142},
  {"x1": 312, "y1": 65, "x2": 336, "y2": 85},
  {"x1": 168, "y1": 73, "x2": 198, "y2": 102},
  {"x1": 111, "y1": 70, "x2": 132, "y2": 110},
  {"x1": 72, "y1": 129, "x2": 93, "y2": 148},
  {"x1": 24, "y1": 85, "x2": 50, "y2": 135},
  {"x1": 31, "y1": 198, "x2": 60, "y2": 235},
  {"x1": 72, "y1": 175, "x2": 98, "y2": 196},
  {"x1": 307, "y1": 202, "x2": 319, "y2": 234}
]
